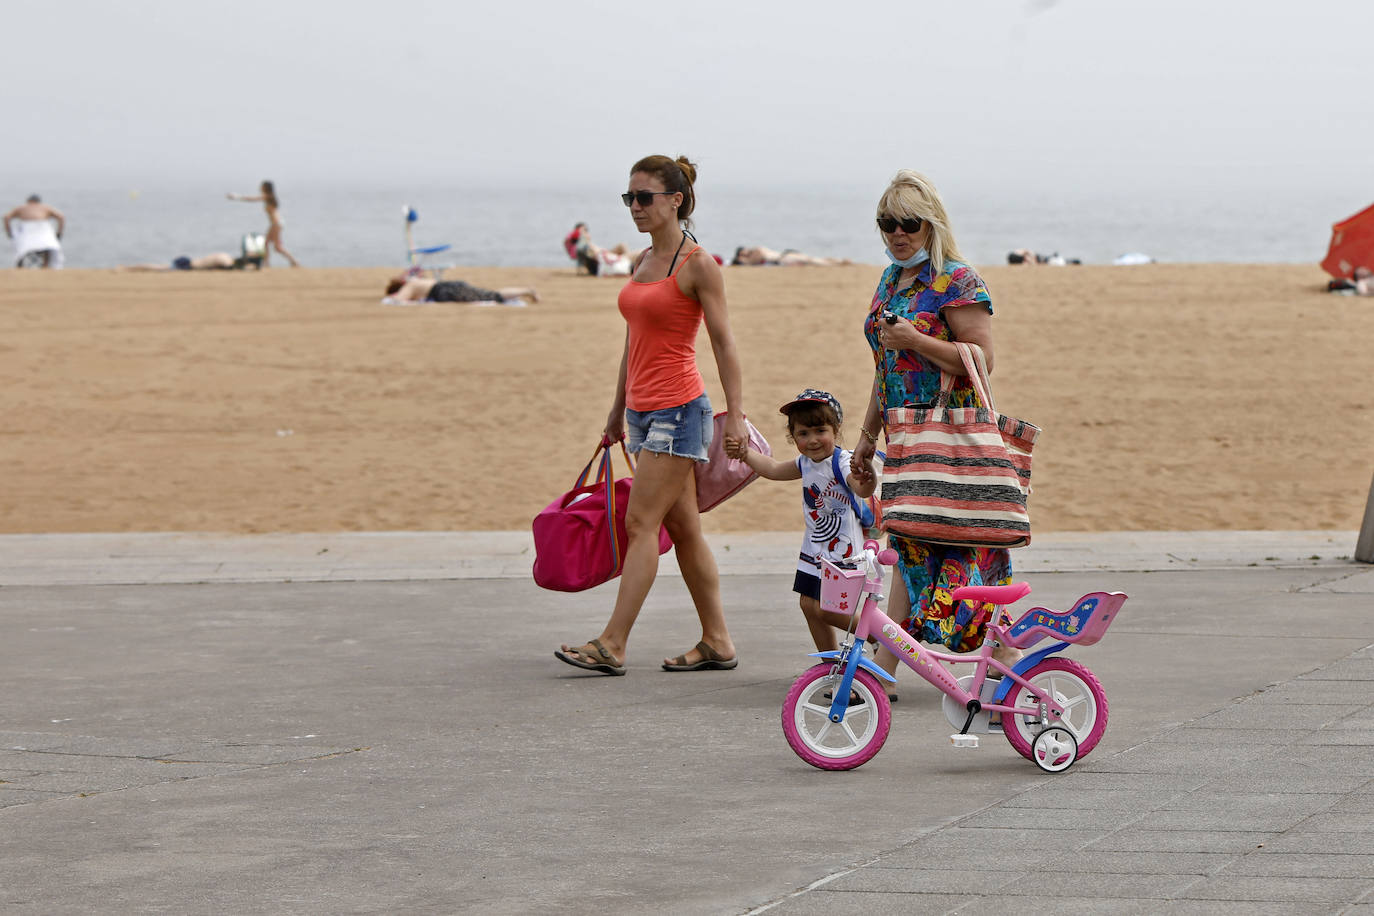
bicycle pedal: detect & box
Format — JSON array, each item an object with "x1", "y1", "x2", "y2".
[{"x1": 949, "y1": 734, "x2": 979, "y2": 748}]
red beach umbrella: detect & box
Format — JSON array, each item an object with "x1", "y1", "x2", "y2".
[{"x1": 1321, "y1": 202, "x2": 1374, "y2": 278}]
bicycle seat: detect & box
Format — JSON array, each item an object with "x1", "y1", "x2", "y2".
[{"x1": 949, "y1": 582, "x2": 1031, "y2": 606}]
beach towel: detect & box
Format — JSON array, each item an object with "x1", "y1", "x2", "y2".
[{"x1": 11, "y1": 219, "x2": 63, "y2": 267}]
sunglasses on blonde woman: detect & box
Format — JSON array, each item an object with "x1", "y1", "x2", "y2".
[
  {"x1": 622, "y1": 190, "x2": 676, "y2": 207},
  {"x1": 877, "y1": 216, "x2": 924, "y2": 234}
]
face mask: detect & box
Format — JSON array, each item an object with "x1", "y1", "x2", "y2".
[{"x1": 886, "y1": 247, "x2": 930, "y2": 269}]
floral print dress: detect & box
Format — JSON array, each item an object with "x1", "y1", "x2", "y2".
[{"x1": 863, "y1": 260, "x2": 1012, "y2": 652}]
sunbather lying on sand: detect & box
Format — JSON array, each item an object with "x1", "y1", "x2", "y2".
[
  {"x1": 117, "y1": 252, "x2": 261, "y2": 271},
  {"x1": 731, "y1": 245, "x2": 850, "y2": 267},
  {"x1": 382, "y1": 274, "x2": 539, "y2": 305},
  {"x1": 1328, "y1": 266, "x2": 1374, "y2": 295}
]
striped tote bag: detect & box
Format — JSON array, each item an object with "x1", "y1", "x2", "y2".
[{"x1": 879, "y1": 342, "x2": 1040, "y2": 548}]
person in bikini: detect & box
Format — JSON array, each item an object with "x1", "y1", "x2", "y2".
[
  {"x1": 556, "y1": 154, "x2": 749, "y2": 676},
  {"x1": 227, "y1": 180, "x2": 300, "y2": 267},
  {"x1": 118, "y1": 252, "x2": 260, "y2": 271},
  {"x1": 380, "y1": 274, "x2": 538, "y2": 305},
  {"x1": 731, "y1": 245, "x2": 850, "y2": 267}
]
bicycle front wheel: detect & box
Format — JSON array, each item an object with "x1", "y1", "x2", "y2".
[
  {"x1": 1002, "y1": 657, "x2": 1108, "y2": 763},
  {"x1": 782, "y1": 663, "x2": 892, "y2": 770}
]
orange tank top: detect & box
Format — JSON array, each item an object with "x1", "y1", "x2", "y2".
[{"x1": 618, "y1": 243, "x2": 706, "y2": 411}]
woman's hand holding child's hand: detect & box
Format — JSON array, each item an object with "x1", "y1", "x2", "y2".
[{"x1": 723, "y1": 436, "x2": 748, "y2": 459}]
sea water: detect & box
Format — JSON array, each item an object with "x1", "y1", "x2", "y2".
[{"x1": 5, "y1": 179, "x2": 1354, "y2": 270}]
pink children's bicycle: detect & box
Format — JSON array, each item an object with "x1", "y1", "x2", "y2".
[{"x1": 782, "y1": 541, "x2": 1127, "y2": 773}]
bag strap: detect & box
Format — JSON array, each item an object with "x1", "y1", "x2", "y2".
[
  {"x1": 830, "y1": 448, "x2": 873, "y2": 527},
  {"x1": 574, "y1": 440, "x2": 609, "y2": 488},
  {"x1": 574, "y1": 436, "x2": 638, "y2": 487},
  {"x1": 573, "y1": 436, "x2": 637, "y2": 574},
  {"x1": 956, "y1": 342, "x2": 996, "y2": 411},
  {"x1": 936, "y1": 341, "x2": 996, "y2": 411}
]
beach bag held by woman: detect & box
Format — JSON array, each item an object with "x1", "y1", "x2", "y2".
[
  {"x1": 695, "y1": 413, "x2": 771, "y2": 512},
  {"x1": 532, "y1": 437, "x2": 672, "y2": 592},
  {"x1": 880, "y1": 342, "x2": 1039, "y2": 548}
]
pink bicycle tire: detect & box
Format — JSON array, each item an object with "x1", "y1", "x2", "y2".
[
  {"x1": 782, "y1": 663, "x2": 892, "y2": 770},
  {"x1": 1002, "y1": 657, "x2": 1108, "y2": 763}
]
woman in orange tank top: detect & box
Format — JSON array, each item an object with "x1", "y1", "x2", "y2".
[{"x1": 556, "y1": 155, "x2": 749, "y2": 677}]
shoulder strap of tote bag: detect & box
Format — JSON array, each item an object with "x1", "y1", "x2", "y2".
[{"x1": 935, "y1": 341, "x2": 997, "y2": 410}]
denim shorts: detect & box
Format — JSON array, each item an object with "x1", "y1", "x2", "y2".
[{"x1": 625, "y1": 393, "x2": 713, "y2": 463}]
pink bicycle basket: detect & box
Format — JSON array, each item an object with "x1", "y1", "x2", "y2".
[{"x1": 818, "y1": 560, "x2": 867, "y2": 616}]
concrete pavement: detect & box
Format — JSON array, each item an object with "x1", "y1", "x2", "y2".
[{"x1": 1, "y1": 531, "x2": 1372, "y2": 914}]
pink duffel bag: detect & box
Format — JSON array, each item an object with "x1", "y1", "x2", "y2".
[
  {"x1": 532, "y1": 437, "x2": 672, "y2": 592},
  {"x1": 695, "y1": 413, "x2": 771, "y2": 512}
]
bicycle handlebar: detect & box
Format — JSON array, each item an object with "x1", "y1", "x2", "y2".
[{"x1": 859, "y1": 541, "x2": 900, "y2": 576}]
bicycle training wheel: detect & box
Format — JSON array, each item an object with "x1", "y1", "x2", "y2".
[
  {"x1": 1002, "y1": 657, "x2": 1108, "y2": 763},
  {"x1": 1031, "y1": 725, "x2": 1079, "y2": 773},
  {"x1": 782, "y1": 662, "x2": 892, "y2": 770}
]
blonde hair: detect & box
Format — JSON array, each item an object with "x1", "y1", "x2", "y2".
[{"x1": 876, "y1": 169, "x2": 964, "y2": 274}]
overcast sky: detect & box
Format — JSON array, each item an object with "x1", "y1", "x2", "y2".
[{"x1": 5, "y1": 0, "x2": 1372, "y2": 200}]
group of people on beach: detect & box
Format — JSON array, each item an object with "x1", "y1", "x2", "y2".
[
  {"x1": 553, "y1": 155, "x2": 1019, "y2": 689},
  {"x1": 562, "y1": 223, "x2": 639, "y2": 276},
  {"x1": 561, "y1": 224, "x2": 853, "y2": 275},
  {"x1": 6, "y1": 180, "x2": 299, "y2": 271}
]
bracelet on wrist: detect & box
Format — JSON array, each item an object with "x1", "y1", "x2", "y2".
[{"x1": 860, "y1": 426, "x2": 879, "y2": 442}]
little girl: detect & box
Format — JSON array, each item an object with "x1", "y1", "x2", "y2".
[{"x1": 725, "y1": 389, "x2": 876, "y2": 652}]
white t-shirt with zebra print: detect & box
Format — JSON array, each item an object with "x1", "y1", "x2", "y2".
[{"x1": 795, "y1": 447, "x2": 864, "y2": 577}]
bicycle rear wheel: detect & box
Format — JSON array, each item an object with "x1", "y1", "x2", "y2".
[
  {"x1": 1002, "y1": 657, "x2": 1108, "y2": 762},
  {"x1": 782, "y1": 663, "x2": 891, "y2": 770}
]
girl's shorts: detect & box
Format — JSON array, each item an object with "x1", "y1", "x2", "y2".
[
  {"x1": 794, "y1": 557, "x2": 856, "y2": 601},
  {"x1": 793, "y1": 570, "x2": 821, "y2": 600},
  {"x1": 625, "y1": 393, "x2": 712, "y2": 463}
]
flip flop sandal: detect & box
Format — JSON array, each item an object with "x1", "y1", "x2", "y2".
[
  {"x1": 662, "y1": 640, "x2": 738, "y2": 672},
  {"x1": 821, "y1": 689, "x2": 867, "y2": 706},
  {"x1": 554, "y1": 638, "x2": 626, "y2": 676}
]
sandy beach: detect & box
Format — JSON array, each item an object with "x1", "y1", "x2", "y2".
[{"x1": 1, "y1": 263, "x2": 1370, "y2": 535}]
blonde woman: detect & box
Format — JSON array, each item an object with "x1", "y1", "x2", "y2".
[
  {"x1": 227, "y1": 180, "x2": 299, "y2": 267},
  {"x1": 850, "y1": 170, "x2": 1016, "y2": 695}
]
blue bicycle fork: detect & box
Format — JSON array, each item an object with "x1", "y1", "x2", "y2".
[{"x1": 810, "y1": 642, "x2": 897, "y2": 722}]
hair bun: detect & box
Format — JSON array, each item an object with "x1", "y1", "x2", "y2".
[{"x1": 675, "y1": 156, "x2": 697, "y2": 186}]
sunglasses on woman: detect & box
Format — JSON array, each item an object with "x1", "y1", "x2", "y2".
[
  {"x1": 877, "y1": 215, "x2": 924, "y2": 234},
  {"x1": 622, "y1": 190, "x2": 675, "y2": 207}
]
